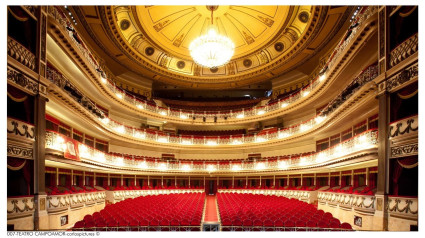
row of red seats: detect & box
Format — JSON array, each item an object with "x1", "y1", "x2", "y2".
[
  {"x1": 46, "y1": 186, "x2": 98, "y2": 195},
  {"x1": 217, "y1": 193, "x2": 352, "y2": 230},
  {"x1": 328, "y1": 186, "x2": 375, "y2": 195},
  {"x1": 104, "y1": 185, "x2": 204, "y2": 190},
  {"x1": 73, "y1": 193, "x2": 205, "y2": 231},
  {"x1": 178, "y1": 129, "x2": 246, "y2": 136}
]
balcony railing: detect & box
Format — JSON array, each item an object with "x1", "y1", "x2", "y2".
[
  {"x1": 318, "y1": 191, "x2": 375, "y2": 213},
  {"x1": 387, "y1": 196, "x2": 418, "y2": 219},
  {"x1": 46, "y1": 191, "x2": 105, "y2": 213},
  {"x1": 47, "y1": 62, "x2": 378, "y2": 147},
  {"x1": 389, "y1": 114, "x2": 418, "y2": 139},
  {"x1": 7, "y1": 196, "x2": 35, "y2": 219},
  {"x1": 46, "y1": 129, "x2": 377, "y2": 173},
  {"x1": 7, "y1": 37, "x2": 36, "y2": 71},
  {"x1": 7, "y1": 117, "x2": 35, "y2": 141},
  {"x1": 390, "y1": 33, "x2": 418, "y2": 68},
  {"x1": 47, "y1": 6, "x2": 378, "y2": 122}
]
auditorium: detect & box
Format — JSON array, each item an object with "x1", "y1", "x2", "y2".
[{"x1": 6, "y1": 4, "x2": 419, "y2": 232}]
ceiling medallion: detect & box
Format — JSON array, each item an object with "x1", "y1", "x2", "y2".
[{"x1": 189, "y1": 6, "x2": 235, "y2": 69}]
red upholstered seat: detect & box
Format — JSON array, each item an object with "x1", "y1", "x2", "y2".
[
  {"x1": 263, "y1": 219, "x2": 274, "y2": 227},
  {"x1": 274, "y1": 220, "x2": 284, "y2": 227},
  {"x1": 253, "y1": 219, "x2": 263, "y2": 226},
  {"x1": 243, "y1": 219, "x2": 253, "y2": 226},
  {"x1": 306, "y1": 220, "x2": 317, "y2": 227},
  {"x1": 170, "y1": 219, "x2": 180, "y2": 226},
  {"x1": 341, "y1": 222, "x2": 352, "y2": 230},
  {"x1": 222, "y1": 218, "x2": 232, "y2": 226},
  {"x1": 284, "y1": 220, "x2": 295, "y2": 227}
]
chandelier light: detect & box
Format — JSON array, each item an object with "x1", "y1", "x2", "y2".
[{"x1": 189, "y1": 6, "x2": 234, "y2": 68}]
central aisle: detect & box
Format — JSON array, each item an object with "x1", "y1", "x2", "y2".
[{"x1": 203, "y1": 195, "x2": 219, "y2": 223}]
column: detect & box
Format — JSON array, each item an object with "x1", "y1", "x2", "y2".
[
  {"x1": 339, "y1": 171, "x2": 342, "y2": 187},
  {"x1": 33, "y1": 6, "x2": 48, "y2": 230},
  {"x1": 366, "y1": 168, "x2": 370, "y2": 186},
  {"x1": 374, "y1": 6, "x2": 391, "y2": 231},
  {"x1": 328, "y1": 173, "x2": 331, "y2": 187},
  {"x1": 71, "y1": 170, "x2": 74, "y2": 186},
  {"x1": 55, "y1": 168, "x2": 59, "y2": 186}
]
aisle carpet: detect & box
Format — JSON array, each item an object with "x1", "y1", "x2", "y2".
[{"x1": 203, "y1": 195, "x2": 219, "y2": 222}]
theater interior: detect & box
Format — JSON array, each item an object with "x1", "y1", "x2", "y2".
[{"x1": 6, "y1": 5, "x2": 419, "y2": 232}]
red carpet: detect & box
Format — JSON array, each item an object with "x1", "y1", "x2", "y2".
[{"x1": 203, "y1": 195, "x2": 219, "y2": 222}]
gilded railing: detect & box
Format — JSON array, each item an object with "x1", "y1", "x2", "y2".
[
  {"x1": 7, "y1": 37, "x2": 36, "y2": 71},
  {"x1": 390, "y1": 33, "x2": 418, "y2": 68},
  {"x1": 46, "y1": 129, "x2": 377, "y2": 174},
  {"x1": 46, "y1": 62, "x2": 378, "y2": 147},
  {"x1": 47, "y1": 6, "x2": 378, "y2": 122}
]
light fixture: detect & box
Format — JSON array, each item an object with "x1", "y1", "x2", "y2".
[
  {"x1": 319, "y1": 73, "x2": 326, "y2": 82},
  {"x1": 189, "y1": 6, "x2": 234, "y2": 68},
  {"x1": 236, "y1": 114, "x2": 244, "y2": 119},
  {"x1": 180, "y1": 114, "x2": 188, "y2": 119},
  {"x1": 257, "y1": 110, "x2": 266, "y2": 115},
  {"x1": 302, "y1": 90, "x2": 310, "y2": 97},
  {"x1": 256, "y1": 162, "x2": 266, "y2": 170},
  {"x1": 281, "y1": 102, "x2": 288, "y2": 108},
  {"x1": 101, "y1": 117, "x2": 109, "y2": 124},
  {"x1": 137, "y1": 104, "x2": 144, "y2": 109},
  {"x1": 207, "y1": 140, "x2": 217, "y2": 146},
  {"x1": 207, "y1": 165, "x2": 216, "y2": 172},
  {"x1": 231, "y1": 165, "x2": 241, "y2": 171},
  {"x1": 181, "y1": 164, "x2": 192, "y2": 171},
  {"x1": 315, "y1": 115, "x2": 326, "y2": 124},
  {"x1": 116, "y1": 93, "x2": 123, "y2": 99},
  {"x1": 101, "y1": 77, "x2": 107, "y2": 84},
  {"x1": 115, "y1": 125, "x2": 125, "y2": 133}
]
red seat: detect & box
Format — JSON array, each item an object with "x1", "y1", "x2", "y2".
[
  {"x1": 243, "y1": 219, "x2": 253, "y2": 226},
  {"x1": 284, "y1": 220, "x2": 295, "y2": 227},
  {"x1": 341, "y1": 222, "x2": 352, "y2": 230}
]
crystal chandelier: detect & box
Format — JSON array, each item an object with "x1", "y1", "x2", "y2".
[{"x1": 189, "y1": 6, "x2": 235, "y2": 68}]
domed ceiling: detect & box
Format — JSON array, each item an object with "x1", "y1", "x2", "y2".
[{"x1": 71, "y1": 6, "x2": 353, "y2": 89}]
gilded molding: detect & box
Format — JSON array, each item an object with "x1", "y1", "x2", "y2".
[
  {"x1": 7, "y1": 65, "x2": 39, "y2": 95},
  {"x1": 390, "y1": 143, "x2": 418, "y2": 158},
  {"x1": 379, "y1": 62, "x2": 418, "y2": 94},
  {"x1": 7, "y1": 197, "x2": 35, "y2": 219},
  {"x1": 7, "y1": 145, "x2": 33, "y2": 159}
]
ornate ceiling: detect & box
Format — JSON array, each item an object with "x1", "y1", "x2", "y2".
[{"x1": 71, "y1": 6, "x2": 353, "y2": 89}]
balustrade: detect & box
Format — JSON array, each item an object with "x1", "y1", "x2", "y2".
[
  {"x1": 46, "y1": 6, "x2": 378, "y2": 122},
  {"x1": 7, "y1": 196, "x2": 35, "y2": 219},
  {"x1": 45, "y1": 129, "x2": 377, "y2": 173}
]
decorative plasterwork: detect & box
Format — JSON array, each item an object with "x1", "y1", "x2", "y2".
[
  {"x1": 69, "y1": 5, "x2": 354, "y2": 89},
  {"x1": 47, "y1": 6, "x2": 376, "y2": 126},
  {"x1": 7, "y1": 145, "x2": 34, "y2": 160},
  {"x1": 387, "y1": 196, "x2": 418, "y2": 220},
  {"x1": 7, "y1": 65, "x2": 39, "y2": 96},
  {"x1": 7, "y1": 196, "x2": 35, "y2": 219},
  {"x1": 390, "y1": 143, "x2": 418, "y2": 158},
  {"x1": 378, "y1": 62, "x2": 418, "y2": 94}
]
